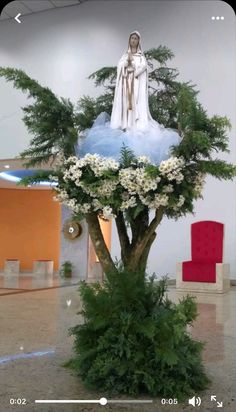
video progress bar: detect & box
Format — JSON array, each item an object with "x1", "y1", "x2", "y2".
[{"x1": 35, "y1": 398, "x2": 153, "y2": 405}]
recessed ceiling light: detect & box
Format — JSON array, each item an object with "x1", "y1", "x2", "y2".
[{"x1": 0, "y1": 171, "x2": 57, "y2": 186}]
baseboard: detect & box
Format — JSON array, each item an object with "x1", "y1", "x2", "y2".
[
  {"x1": 0, "y1": 272, "x2": 235, "y2": 286},
  {"x1": 167, "y1": 279, "x2": 236, "y2": 287}
]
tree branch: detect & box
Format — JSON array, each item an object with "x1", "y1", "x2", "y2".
[
  {"x1": 138, "y1": 231, "x2": 157, "y2": 274},
  {"x1": 128, "y1": 207, "x2": 164, "y2": 265},
  {"x1": 115, "y1": 212, "x2": 131, "y2": 264},
  {"x1": 130, "y1": 209, "x2": 149, "y2": 247}
]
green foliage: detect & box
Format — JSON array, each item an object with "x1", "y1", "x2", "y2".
[
  {"x1": 65, "y1": 271, "x2": 210, "y2": 399},
  {"x1": 18, "y1": 169, "x2": 54, "y2": 186},
  {"x1": 197, "y1": 159, "x2": 236, "y2": 180},
  {"x1": 144, "y1": 45, "x2": 175, "y2": 64},
  {"x1": 60, "y1": 261, "x2": 73, "y2": 278},
  {"x1": 118, "y1": 144, "x2": 137, "y2": 167},
  {"x1": 75, "y1": 93, "x2": 113, "y2": 132},
  {"x1": 88, "y1": 67, "x2": 116, "y2": 87}
]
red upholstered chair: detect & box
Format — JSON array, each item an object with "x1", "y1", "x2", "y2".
[{"x1": 176, "y1": 221, "x2": 230, "y2": 293}]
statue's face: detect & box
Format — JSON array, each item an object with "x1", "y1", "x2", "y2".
[{"x1": 129, "y1": 34, "x2": 139, "y2": 48}]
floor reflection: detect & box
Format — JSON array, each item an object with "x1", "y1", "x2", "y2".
[
  {"x1": 191, "y1": 303, "x2": 224, "y2": 362},
  {"x1": 171, "y1": 288, "x2": 234, "y2": 363},
  {"x1": 0, "y1": 273, "x2": 80, "y2": 294}
]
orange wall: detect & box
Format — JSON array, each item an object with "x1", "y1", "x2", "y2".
[
  {"x1": 99, "y1": 218, "x2": 111, "y2": 250},
  {"x1": 93, "y1": 218, "x2": 112, "y2": 262},
  {"x1": 0, "y1": 189, "x2": 61, "y2": 271}
]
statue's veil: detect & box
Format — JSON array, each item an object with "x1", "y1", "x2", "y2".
[{"x1": 127, "y1": 30, "x2": 143, "y2": 54}]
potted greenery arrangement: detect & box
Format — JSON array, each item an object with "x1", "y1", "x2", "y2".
[
  {"x1": 60, "y1": 261, "x2": 73, "y2": 278},
  {"x1": 1, "y1": 44, "x2": 235, "y2": 400}
]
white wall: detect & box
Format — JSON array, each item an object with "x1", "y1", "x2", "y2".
[
  {"x1": 60, "y1": 206, "x2": 89, "y2": 280},
  {"x1": 0, "y1": 0, "x2": 235, "y2": 277}
]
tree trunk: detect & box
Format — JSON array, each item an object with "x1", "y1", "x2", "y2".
[
  {"x1": 124, "y1": 208, "x2": 164, "y2": 274},
  {"x1": 115, "y1": 211, "x2": 131, "y2": 267},
  {"x1": 130, "y1": 209, "x2": 149, "y2": 246},
  {"x1": 86, "y1": 207, "x2": 164, "y2": 278},
  {"x1": 85, "y1": 212, "x2": 118, "y2": 276},
  {"x1": 136, "y1": 231, "x2": 157, "y2": 274}
]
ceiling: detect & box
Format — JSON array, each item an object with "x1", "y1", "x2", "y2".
[
  {"x1": 0, "y1": 0, "x2": 87, "y2": 21},
  {"x1": 0, "y1": 158, "x2": 54, "y2": 190}
]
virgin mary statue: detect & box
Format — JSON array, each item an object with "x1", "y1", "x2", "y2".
[
  {"x1": 110, "y1": 31, "x2": 150, "y2": 131},
  {"x1": 77, "y1": 31, "x2": 181, "y2": 164}
]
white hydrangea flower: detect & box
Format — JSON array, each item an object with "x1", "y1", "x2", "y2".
[
  {"x1": 119, "y1": 168, "x2": 138, "y2": 194},
  {"x1": 137, "y1": 156, "x2": 151, "y2": 164},
  {"x1": 152, "y1": 193, "x2": 169, "y2": 208},
  {"x1": 99, "y1": 180, "x2": 118, "y2": 197},
  {"x1": 159, "y1": 157, "x2": 185, "y2": 183},
  {"x1": 67, "y1": 199, "x2": 76, "y2": 208},
  {"x1": 176, "y1": 173, "x2": 184, "y2": 183},
  {"x1": 48, "y1": 175, "x2": 58, "y2": 182},
  {"x1": 104, "y1": 158, "x2": 119, "y2": 170},
  {"x1": 102, "y1": 206, "x2": 116, "y2": 220},
  {"x1": 120, "y1": 196, "x2": 137, "y2": 211},
  {"x1": 63, "y1": 171, "x2": 70, "y2": 181},
  {"x1": 92, "y1": 198, "x2": 103, "y2": 211},
  {"x1": 77, "y1": 154, "x2": 119, "y2": 177},
  {"x1": 80, "y1": 203, "x2": 91, "y2": 213},
  {"x1": 55, "y1": 189, "x2": 69, "y2": 202},
  {"x1": 176, "y1": 195, "x2": 185, "y2": 207},
  {"x1": 119, "y1": 167, "x2": 160, "y2": 195},
  {"x1": 194, "y1": 173, "x2": 205, "y2": 195},
  {"x1": 62, "y1": 164, "x2": 83, "y2": 184},
  {"x1": 84, "y1": 153, "x2": 100, "y2": 162},
  {"x1": 139, "y1": 194, "x2": 151, "y2": 206},
  {"x1": 172, "y1": 195, "x2": 185, "y2": 211},
  {"x1": 64, "y1": 156, "x2": 78, "y2": 164},
  {"x1": 76, "y1": 158, "x2": 86, "y2": 168},
  {"x1": 162, "y1": 184, "x2": 174, "y2": 193},
  {"x1": 139, "y1": 193, "x2": 169, "y2": 209},
  {"x1": 166, "y1": 171, "x2": 184, "y2": 183},
  {"x1": 62, "y1": 198, "x2": 80, "y2": 213}
]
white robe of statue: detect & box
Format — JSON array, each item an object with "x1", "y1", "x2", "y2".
[
  {"x1": 111, "y1": 52, "x2": 149, "y2": 130},
  {"x1": 110, "y1": 50, "x2": 151, "y2": 131}
]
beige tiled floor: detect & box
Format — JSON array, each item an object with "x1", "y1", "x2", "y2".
[
  {"x1": 0, "y1": 273, "x2": 79, "y2": 292},
  {"x1": 0, "y1": 275, "x2": 235, "y2": 412}
]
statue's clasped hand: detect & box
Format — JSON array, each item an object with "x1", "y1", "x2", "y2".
[{"x1": 127, "y1": 66, "x2": 135, "y2": 73}]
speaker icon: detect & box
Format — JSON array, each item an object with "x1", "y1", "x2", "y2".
[{"x1": 188, "y1": 396, "x2": 202, "y2": 407}]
